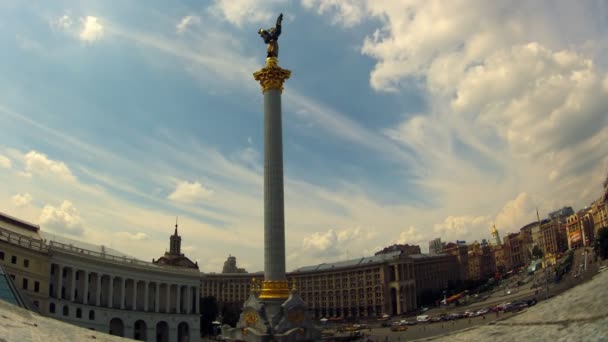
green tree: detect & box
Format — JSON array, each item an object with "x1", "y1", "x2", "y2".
[
  {"x1": 532, "y1": 245, "x2": 544, "y2": 260},
  {"x1": 595, "y1": 227, "x2": 608, "y2": 260}
]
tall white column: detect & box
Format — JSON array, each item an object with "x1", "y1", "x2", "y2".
[
  {"x1": 120, "y1": 278, "x2": 126, "y2": 309},
  {"x1": 186, "y1": 286, "x2": 191, "y2": 314},
  {"x1": 57, "y1": 265, "x2": 63, "y2": 299},
  {"x1": 108, "y1": 276, "x2": 114, "y2": 308},
  {"x1": 155, "y1": 283, "x2": 160, "y2": 313},
  {"x1": 132, "y1": 280, "x2": 138, "y2": 311},
  {"x1": 70, "y1": 269, "x2": 77, "y2": 301},
  {"x1": 144, "y1": 281, "x2": 149, "y2": 312},
  {"x1": 83, "y1": 271, "x2": 89, "y2": 304},
  {"x1": 96, "y1": 274, "x2": 101, "y2": 306},
  {"x1": 166, "y1": 284, "x2": 171, "y2": 313},
  {"x1": 176, "y1": 285, "x2": 181, "y2": 314},
  {"x1": 195, "y1": 287, "x2": 200, "y2": 314}
]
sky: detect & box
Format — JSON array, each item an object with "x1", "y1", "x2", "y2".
[{"x1": 1, "y1": 0, "x2": 607, "y2": 273}]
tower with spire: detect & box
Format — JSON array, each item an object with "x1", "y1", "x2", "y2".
[
  {"x1": 170, "y1": 217, "x2": 182, "y2": 255},
  {"x1": 491, "y1": 223, "x2": 502, "y2": 246},
  {"x1": 152, "y1": 217, "x2": 198, "y2": 269}
]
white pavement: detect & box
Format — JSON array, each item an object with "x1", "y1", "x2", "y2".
[
  {"x1": 423, "y1": 266, "x2": 608, "y2": 341},
  {"x1": 0, "y1": 299, "x2": 130, "y2": 342}
]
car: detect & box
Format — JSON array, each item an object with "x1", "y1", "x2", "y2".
[
  {"x1": 430, "y1": 316, "x2": 442, "y2": 323},
  {"x1": 390, "y1": 323, "x2": 408, "y2": 332},
  {"x1": 477, "y1": 308, "x2": 490, "y2": 315},
  {"x1": 416, "y1": 315, "x2": 430, "y2": 323}
]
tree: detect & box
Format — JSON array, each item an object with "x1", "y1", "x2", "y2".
[
  {"x1": 532, "y1": 245, "x2": 544, "y2": 260},
  {"x1": 595, "y1": 227, "x2": 608, "y2": 260}
]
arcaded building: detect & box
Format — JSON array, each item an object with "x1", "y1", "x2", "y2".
[
  {"x1": 44, "y1": 229, "x2": 201, "y2": 342},
  {"x1": 202, "y1": 252, "x2": 460, "y2": 319}
]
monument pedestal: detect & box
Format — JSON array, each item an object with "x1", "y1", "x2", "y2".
[{"x1": 222, "y1": 290, "x2": 320, "y2": 342}]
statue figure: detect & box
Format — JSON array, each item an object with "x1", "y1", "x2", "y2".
[{"x1": 258, "y1": 13, "x2": 283, "y2": 58}]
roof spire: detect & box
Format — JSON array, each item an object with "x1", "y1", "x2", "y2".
[{"x1": 175, "y1": 216, "x2": 179, "y2": 235}]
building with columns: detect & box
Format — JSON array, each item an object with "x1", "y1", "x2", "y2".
[
  {"x1": 202, "y1": 251, "x2": 460, "y2": 319},
  {"x1": 43, "y1": 232, "x2": 201, "y2": 342}
]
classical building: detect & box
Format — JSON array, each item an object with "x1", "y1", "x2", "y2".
[
  {"x1": 538, "y1": 220, "x2": 563, "y2": 256},
  {"x1": 442, "y1": 242, "x2": 469, "y2": 281},
  {"x1": 153, "y1": 223, "x2": 198, "y2": 270},
  {"x1": 201, "y1": 251, "x2": 460, "y2": 319},
  {"x1": 0, "y1": 212, "x2": 51, "y2": 314},
  {"x1": 503, "y1": 233, "x2": 526, "y2": 271},
  {"x1": 44, "y1": 233, "x2": 201, "y2": 342},
  {"x1": 591, "y1": 198, "x2": 608, "y2": 237},
  {"x1": 1, "y1": 211, "x2": 201, "y2": 342},
  {"x1": 566, "y1": 209, "x2": 595, "y2": 249}
]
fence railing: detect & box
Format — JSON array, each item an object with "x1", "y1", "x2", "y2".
[
  {"x1": 0, "y1": 228, "x2": 49, "y2": 253},
  {"x1": 0, "y1": 226, "x2": 199, "y2": 275}
]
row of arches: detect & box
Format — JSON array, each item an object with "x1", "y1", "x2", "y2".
[{"x1": 108, "y1": 318, "x2": 190, "y2": 342}]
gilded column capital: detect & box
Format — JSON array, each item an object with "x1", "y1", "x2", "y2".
[{"x1": 253, "y1": 57, "x2": 291, "y2": 93}]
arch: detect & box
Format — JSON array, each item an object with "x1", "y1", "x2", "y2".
[
  {"x1": 89, "y1": 310, "x2": 95, "y2": 320},
  {"x1": 134, "y1": 320, "x2": 147, "y2": 341},
  {"x1": 109, "y1": 317, "x2": 124, "y2": 337},
  {"x1": 76, "y1": 308, "x2": 82, "y2": 318},
  {"x1": 63, "y1": 305, "x2": 69, "y2": 316},
  {"x1": 177, "y1": 322, "x2": 190, "y2": 342},
  {"x1": 156, "y1": 321, "x2": 169, "y2": 342},
  {"x1": 49, "y1": 302, "x2": 56, "y2": 313}
]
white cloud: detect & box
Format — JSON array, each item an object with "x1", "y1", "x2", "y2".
[
  {"x1": 394, "y1": 225, "x2": 425, "y2": 247},
  {"x1": 51, "y1": 14, "x2": 73, "y2": 30},
  {"x1": 0, "y1": 154, "x2": 11, "y2": 168},
  {"x1": 168, "y1": 180, "x2": 214, "y2": 203},
  {"x1": 79, "y1": 16, "x2": 104, "y2": 42},
  {"x1": 208, "y1": 0, "x2": 287, "y2": 27},
  {"x1": 40, "y1": 200, "x2": 84, "y2": 236},
  {"x1": 23, "y1": 151, "x2": 76, "y2": 181},
  {"x1": 434, "y1": 215, "x2": 492, "y2": 243},
  {"x1": 176, "y1": 15, "x2": 201, "y2": 33},
  {"x1": 301, "y1": 0, "x2": 365, "y2": 27},
  {"x1": 115, "y1": 231, "x2": 149, "y2": 241},
  {"x1": 494, "y1": 192, "x2": 538, "y2": 233},
  {"x1": 12, "y1": 193, "x2": 32, "y2": 208}
]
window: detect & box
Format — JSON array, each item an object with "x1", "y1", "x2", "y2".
[
  {"x1": 0, "y1": 251, "x2": 4, "y2": 260},
  {"x1": 10, "y1": 274, "x2": 15, "y2": 280},
  {"x1": 34, "y1": 281, "x2": 40, "y2": 293},
  {"x1": 89, "y1": 310, "x2": 95, "y2": 320},
  {"x1": 76, "y1": 308, "x2": 82, "y2": 318},
  {"x1": 11, "y1": 255, "x2": 17, "y2": 264},
  {"x1": 63, "y1": 305, "x2": 69, "y2": 316},
  {"x1": 23, "y1": 259, "x2": 29, "y2": 268},
  {"x1": 50, "y1": 303, "x2": 56, "y2": 313},
  {"x1": 33, "y1": 301, "x2": 39, "y2": 309},
  {"x1": 22, "y1": 278, "x2": 28, "y2": 290}
]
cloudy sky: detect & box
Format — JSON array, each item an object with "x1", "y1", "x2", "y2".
[{"x1": 1, "y1": 1, "x2": 607, "y2": 273}]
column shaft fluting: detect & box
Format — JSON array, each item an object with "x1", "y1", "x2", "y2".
[{"x1": 263, "y1": 88, "x2": 286, "y2": 282}]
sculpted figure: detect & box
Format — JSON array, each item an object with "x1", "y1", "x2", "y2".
[{"x1": 258, "y1": 13, "x2": 283, "y2": 58}]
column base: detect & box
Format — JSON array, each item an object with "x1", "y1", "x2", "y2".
[{"x1": 258, "y1": 280, "x2": 290, "y2": 300}]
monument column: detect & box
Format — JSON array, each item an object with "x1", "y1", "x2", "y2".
[{"x1": 254, "y1": 56, "x2": 291, "y2": 301}]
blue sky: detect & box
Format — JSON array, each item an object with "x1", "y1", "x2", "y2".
[{"x1": 1, "y1": 0, "x2": 607, "y2": 272}]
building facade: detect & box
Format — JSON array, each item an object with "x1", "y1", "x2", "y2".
[
  {"x1": 45, "y1": 238, "x2": 201, "y2": 342},
  {"x1": 0, "y1": 213, "x2": 51, "y2": 313},
  {"x1": 201, "y1": 252, "x2": 460, "y2": 320},
  {"x1": 428, "y1": 238, "x2": 443, "y2": 255}
]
